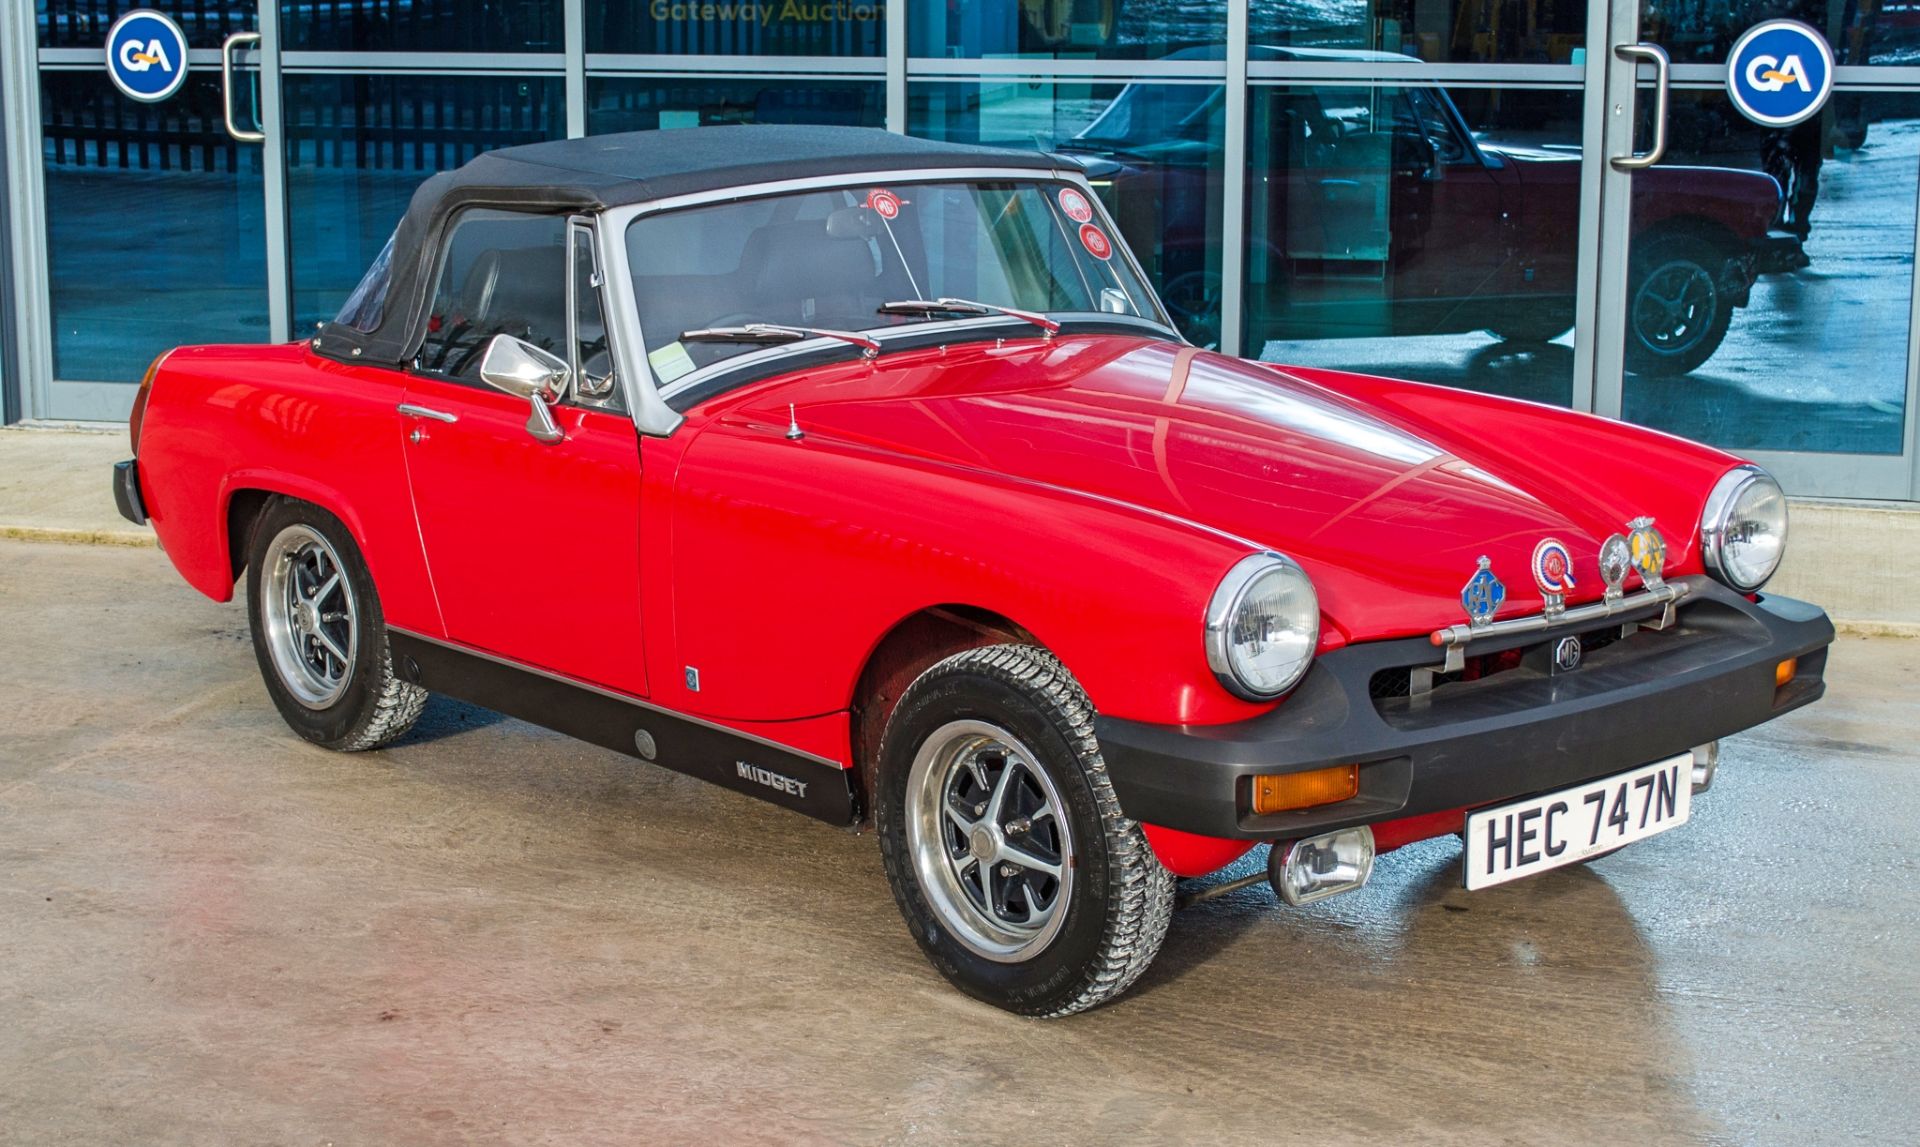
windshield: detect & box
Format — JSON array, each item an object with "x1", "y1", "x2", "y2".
[{"x1": 624, "y1": 180, "x2": 1166, "y2": 385}]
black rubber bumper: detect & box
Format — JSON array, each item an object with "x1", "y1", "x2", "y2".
[
  {"x1": 112, "y1": 459, "x2": 147, "y2": 526},
  {"x1": 1095, "y1": 579, "x2": 1833, "y2": 840}
]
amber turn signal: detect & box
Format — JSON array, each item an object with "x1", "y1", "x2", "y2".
[
  {"x1": 1775, "y1": 657, "x2": 1798, "y2": 688},
  {"x1": 1250, "y1": 764, "x2": 1360, "y2": 815}
]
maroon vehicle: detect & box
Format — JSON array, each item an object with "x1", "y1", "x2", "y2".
[{"x1": 1066, "y1": 48, "x2": 1804, "y2": 374}]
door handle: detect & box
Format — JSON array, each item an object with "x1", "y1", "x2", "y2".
[
  {"x1": 397, "y1": 403, "x2": 458, "y2": 423},
  {"x1": 1611, "y1": 43, "x2": 1670, "y2": 171},
  {"x1": 220, "y1": 32, "x2": 264, "y2": 143}
]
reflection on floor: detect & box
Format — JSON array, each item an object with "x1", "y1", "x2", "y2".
[{"x1": 1264, "y1": 118, "x2": 1920, "y2": 458}]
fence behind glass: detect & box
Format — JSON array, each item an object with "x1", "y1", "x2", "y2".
[
  {"x1": 284, "y1": 72, "x2": 566, "y2": 335},
  {"x1": 41, "y1": 70, "x2": 269, "y2": 393}
]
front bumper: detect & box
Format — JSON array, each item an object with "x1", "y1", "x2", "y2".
[
  {"x1": 1095, "y1": 579, "x2": 1831, "y2": 841},
  {"x1": 112, "y1": 458, "x2": 148, "y2": 526}
]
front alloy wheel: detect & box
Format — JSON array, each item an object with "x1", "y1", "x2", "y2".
[
  {"x1": 876, "y1": 645, "x2": 1174, "y2": 1017},
  {"x1": 906, "y1": 720, "x2": 1074, "y2": 962}
]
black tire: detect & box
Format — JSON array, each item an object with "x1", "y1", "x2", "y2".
[
  {"x1": 875, "y1": 645, "x2": 1174, "y2": 1017},
  {"x1": 245, "y1": 497, "x2": 426, "y2": 752},
  {"x1": 1625, "y1": 234, "x2": 1736, "y2": 377}
]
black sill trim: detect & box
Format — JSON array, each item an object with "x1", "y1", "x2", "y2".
[
  {"x1": 1093, "y1": 580, "x2": 1834, "y2": 841},
  {"x1": 387, "y1": 628, "x2": 858, "y2": 826}
]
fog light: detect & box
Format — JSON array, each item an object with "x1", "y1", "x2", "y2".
[
  {"x1": 1775, "y1": 657, "x2": 1797, "y2": 688},
  {"x1": 1250, "y1": 764, "x2": 1359, "y2": 815},
  {"x1": 1269, "y1": 826, "x2": 1375, "y2": 906},
  {"x1": 1692, "y1": 741, "x2": 1719, "y2": 793}
]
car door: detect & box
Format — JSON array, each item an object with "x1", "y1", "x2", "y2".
[{"x1": 399, "y1": 211, "x2": 649, "y2": 698}]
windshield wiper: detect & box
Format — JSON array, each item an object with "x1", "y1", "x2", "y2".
[
  {"x1": 680, "y1": 323, "x2": 880, "y2": 357},
  {"x1": 877, "y1": 298, "x2": 1061, "y2": 337}
]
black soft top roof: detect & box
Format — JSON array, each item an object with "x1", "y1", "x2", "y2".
[{"x1": 314, "y1": 125, "x2": 1067, "y2": 366}]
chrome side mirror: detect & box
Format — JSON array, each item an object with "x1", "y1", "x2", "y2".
[{"x1": 478, "y1": 334, "x2": 568, "y2": 444}]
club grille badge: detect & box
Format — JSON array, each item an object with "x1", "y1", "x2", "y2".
[
  {"x1": 1599, "y1": 533, "x2": 1632, "y2": 602},
  {"x1": 1460, "y1": 555, "x2": 1506, "y2": 628},
  {"x1": 1531, "y1": 538, "x2": 1577, "y2": 617},
  {"x1": 1553, "y1": 636, "x2": 1584, "y2": 672},
  {"x1": 1627, "y1": 516, "x2": 1668, "y2": 588}
]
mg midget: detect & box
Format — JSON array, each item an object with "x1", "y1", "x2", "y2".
[{"x1": 114, "y1": 125, "x2": 1832, "y2": 1016}]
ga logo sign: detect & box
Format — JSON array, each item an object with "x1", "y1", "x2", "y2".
[
  {"x1": 1726, "y1": 19, "x2": 1833, "y2": 128},
  {"x1": 106, "y1": 9, "x2": 189, "y2": 104}
]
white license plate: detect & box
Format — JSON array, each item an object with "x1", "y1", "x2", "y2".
[{"x1": 1464, "y1": 753, "x2": 1693, "y2": 890}]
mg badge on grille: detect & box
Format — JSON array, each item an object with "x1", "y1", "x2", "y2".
[
  {"x1": 1460, "y1": 556, "x2": 1506, "y2": 628},
  {"x1": 1553, "y1": 635, "x2": 1584, "y2": 672}
]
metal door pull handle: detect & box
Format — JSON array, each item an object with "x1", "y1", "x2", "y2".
[
  {"x1": 397, "y1": 404, "x2": 458, "y2": 423},
  {"x1": 220, "y1": 32, "x2": 264, "y2": 144},
  {"x1": 1612, "y1": 43, "x2": 1671, "y2": 171}
]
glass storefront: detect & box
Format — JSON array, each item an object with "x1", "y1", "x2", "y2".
[
  {"x1": 910, "y1": 79, "x2": 1227, "y2": 343},
  {"x1": 6, "y1": 0, "x2": 1919, "y2": 498},
  {"x1": 1246, "y1": 83, "x2": 1587, "y2": 408},
  {"x1": 284, "y1": 73, "x2": 567, "y2": 333},
  {"x1": 1619, "y1": 89, "x2": 1918, "y2": 458}
]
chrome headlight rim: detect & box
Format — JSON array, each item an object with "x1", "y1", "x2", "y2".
[
  {"x1": 1204, "y1": 552, "x2": 1320, "y2": 702},
  {"x1": 1699, "y1": 463, "x2": 1787, "y2": 593}
]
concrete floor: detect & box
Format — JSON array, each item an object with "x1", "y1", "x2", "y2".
[{"x1": 0, "y1": 538, "x2": 1914, "y2": 1145}]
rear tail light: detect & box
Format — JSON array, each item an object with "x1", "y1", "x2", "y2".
[{"x1": 129, "y1": 354, "x2": 165, "y2": 451}]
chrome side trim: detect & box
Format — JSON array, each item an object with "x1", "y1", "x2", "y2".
[
  {"x1": 386, "y1": 626, "x2": 845, "y2": 769},
  {"x1": 1427, "y1": 578, "x2": 1693, "y2": 669}
]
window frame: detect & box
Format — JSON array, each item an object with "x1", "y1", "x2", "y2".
[{"x1": 411, "y1": 205, "x2": 572, "y2": 387}]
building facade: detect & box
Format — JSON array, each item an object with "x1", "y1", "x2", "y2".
[{"x1": 3, "y1": 0, "x2": 1919, "y2": 500}]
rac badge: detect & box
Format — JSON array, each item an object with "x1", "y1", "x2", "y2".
[
  {"x1": 1531, "y1": 538, "x2": 1577, "y2": 617},
  {"x1": 1460, "y1": 555, "x2": 1506, "y2": 628}
]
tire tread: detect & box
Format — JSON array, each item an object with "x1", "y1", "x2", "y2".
[{"x1": 877, "y1": 644, "x2": 1174, "y2": 1017}]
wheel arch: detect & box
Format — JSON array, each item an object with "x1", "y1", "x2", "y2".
[
  {"x1": 848, "y1": 604, "x2": 1042, "y2": 822},
  {"x1": 219, "y1": 474, "x2": 375, "y2": 590},
  {"x1": 1636, "y1": 211, "x2": 1743, "y2": 253}
]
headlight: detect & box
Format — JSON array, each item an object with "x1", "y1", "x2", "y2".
[
  {"x1": 1700, "y1": 464, "x2": 1787, "y2": 592},
  {"x1": 1205, "y1": 553, "x2": 1319, "y2": 700}
]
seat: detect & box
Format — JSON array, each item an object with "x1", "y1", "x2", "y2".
[
  {"x1": 457, "y1": 244, "x2": 568, "y2": 354},
  {"x1": 737, "y1": 221, "x2": 880, "y2": 327}
]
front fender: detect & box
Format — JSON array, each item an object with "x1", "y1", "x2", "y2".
[{"x1": 665, "y1": 421, "x2": 1276, "y2": 728}]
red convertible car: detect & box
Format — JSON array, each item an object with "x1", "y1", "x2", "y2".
[{"x1": 115, "y1": 126, "x2": 1831, "y2": 1016}]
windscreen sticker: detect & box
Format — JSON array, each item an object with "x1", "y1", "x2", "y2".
[
  {"x1": 866, "y1": 188, "x2": 902, "y2": 220},
  {"x1": 1057, "y1": 187, "x2": 1094, "y2": 223},
  {"x1": 1079, "y1": 223, "x2": 1113, "y2": 261},
  {"x1": 647, "y1": 340, "x2": 698, "y2": 384}
]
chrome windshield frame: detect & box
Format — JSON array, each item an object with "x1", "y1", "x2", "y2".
[{"x1": 596, "y1": 165, "x2": 1180, "y2": 438}]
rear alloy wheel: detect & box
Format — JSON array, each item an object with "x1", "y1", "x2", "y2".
[
  {"x1": 246, "y1": 498, "x2": 425, "y2": 752},
  {"x1": 1626, "y1": 235, "x2": 1735, "y2": 376},
  {"x1": 876, "y1": 645, "x2": 1174, "y2": 1016}
]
